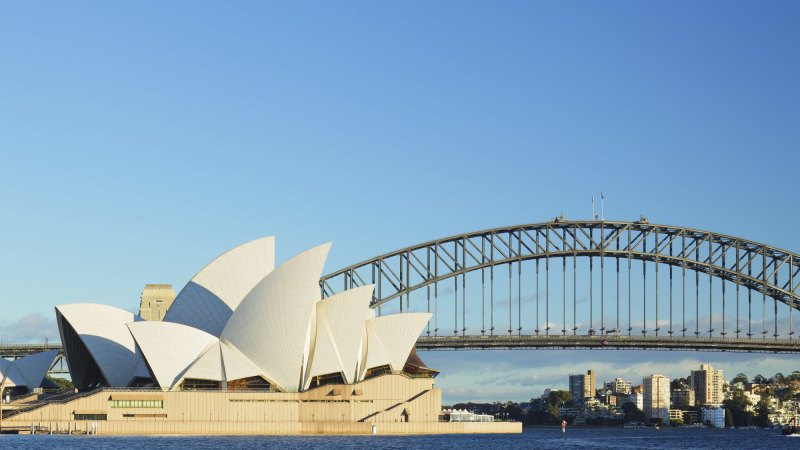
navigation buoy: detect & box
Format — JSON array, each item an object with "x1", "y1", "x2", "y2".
[{"x1": 561, "y1": 419, "x2": 567, "y2": 433}]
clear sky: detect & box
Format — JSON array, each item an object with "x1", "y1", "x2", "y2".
[{"x1": 1, "y1": 1, "x2": 799, "y2": 403}]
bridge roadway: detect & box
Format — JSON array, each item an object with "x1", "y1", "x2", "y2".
[
  {"x1": 3, "y1": 335, "x2": 800, "y2": 374},
  {"x1": 416, "y1": 334, "x2": 800, "y2": 353},
  {"x1": 0, "y1": 343, "x2": 62, "y2": 358}
]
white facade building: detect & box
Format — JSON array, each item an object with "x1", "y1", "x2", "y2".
[
  {"x1": 643, "y1": 374, "x2": 670, "y2": 424},
  {"x1": 701, "y1": 407, "x2": 726, "y2": 428}
]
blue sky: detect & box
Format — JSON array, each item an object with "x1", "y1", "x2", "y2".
[{"x1": 1, "y1": 2, "x2": 799, "y2": 402}]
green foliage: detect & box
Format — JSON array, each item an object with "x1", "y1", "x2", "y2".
[
  {"x1": 732, "y1": 373, "x2": 749, "y2": 385},
  {"x1": 620, "y1": 401, "x2": 646, "y2": 423},
  {"x1": 723, "y1": 388, "x2": 754, "y2": 427},
  {"x1": 524, "y1": 390, "x2": 574, "y2": 425},
  {"x1": 754, "y1": 396, "x2": 772, "y2": 427},
  {"x1": 45, "y1": 375, "x2": 73, "y2": 390},
  {"x1": 725, "y1": 409, "x2": 734, "y2": 428},
  {"x1": 670, "y1": 377, "x2": 689, "y2": 390}
]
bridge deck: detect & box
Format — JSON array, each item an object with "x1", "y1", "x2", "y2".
[{"x1": 416, "y1": 335, "x2": 800, "y2": 353}]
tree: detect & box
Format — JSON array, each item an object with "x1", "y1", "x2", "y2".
[
  {"x1": 723, "y1": 388, "x2": 754, "y2": 427},
  {"x1": 525, "y1": 390, "x2": 573, "y2": 425},
  {"x1": 725, "y1": 409, "x2": 734, "y2": 428},
  {"x1": 620, "y1": 401, "x2": 645, "y2": 423},
  {"x1": 671, "y1": 377, "x2": 689, "y2": 390},
  {"x1": 674, "y1": 396, "x2": 693, "y2": 411},
  {"x1": 45, "y1": 375, "x2": 73, "y2": 390},
  {"x1": 753, "y1": 374, "x2": 768, "y2": 386},
  {"x1": 732, "y1": 373, "x2": 749, "y2": 385},
  {"x1": 754, "y1": 396, "x2": 772, "y2": 427}
]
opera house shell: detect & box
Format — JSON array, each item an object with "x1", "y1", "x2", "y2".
[
  {"x1": 55, "y1": 237, "x2": 433, "y2": 393},
  {"x1": 0, "y1": 350, "x2": 59, "y2": 394}
]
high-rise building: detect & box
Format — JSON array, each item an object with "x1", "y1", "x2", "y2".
[
  {"x1": 671, "y1": 388, "x2": 695, "y2": 408},
  {"x1": 690, "y1": 364, "x2": 724, "y2": 407},
  {"x1": 604, "y1": 377, "x2": 632, "y2": 394},
  {"x1": 643, "y1": 374, "x2": 671, "y2": 423},
  {"x1": 569, "y1": 369, "x2": 596, "y2": 402},
  {"x1": 138, "y1": 284, "x2": 176, "y2": 321}
]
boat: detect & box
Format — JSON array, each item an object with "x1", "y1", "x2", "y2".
[{"x1": 782, "y1": 427, "x2": 800, "y2": 437}]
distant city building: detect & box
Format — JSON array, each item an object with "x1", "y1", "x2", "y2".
[
  {"x1": 643, "y1": 374, "x2": 670, "y2": 424},
  {"x1": 691, "y1": 364, "x2": 724, "y2": 407},
  {"x1": 743, "y1": 391, "x2": 761, "y2": 412},
  {"x1": 569, "y1": 369, "x2": 596, "y2": 402},
  {"x1": 671, "y1": 388, "x2": 695, "y2": 408},
  {"x1": 627, "y1": 392, "x2": 644, "y2": 411},
  {"x1": 701, "y1": 407, "x2": 725, "y2": 428},
  {"x1": 138, "y1": 284, "x2": 176, "y2": 321},
  {"x1": 604, "y1": 377, "x2": 632, "y2": 394}
]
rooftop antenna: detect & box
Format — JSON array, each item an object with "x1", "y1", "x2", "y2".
[{"x1": 601, "y1": 192, "x2": 605, "y2": 221}]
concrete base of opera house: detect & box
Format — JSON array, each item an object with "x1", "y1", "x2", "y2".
[{"x1": 2, "y1": 375, "x2": 521, "y2": 435}]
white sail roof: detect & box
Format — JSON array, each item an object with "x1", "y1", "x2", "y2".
[
  {"x1": 306, "y1": 285, "x2": 374, "y2": 386},
  {"x1": 165, "y1": 237, "x2": 275, "y2": 337},
  {"x1": 219, "y1": 341, "x2": 262, "y2": 382},
  {"x1": 127, "y1": 321, "x2": 218, "y2": 390},
  {"x1": 360, "y1": 312, "x2": 432, "y2": 379},
  {"x1": 56, "y1": 303, "x2": 146, "y2": 387},
  {"x1": 221, "y1": 243, "x2": 331, "y2": 392},
  {"x1": 12, "y1": 350, "x2": 59, "y2": 389},
  {"x1": 180, "y1": 342, "x2": 224, "y2": 382},
  {"x1": 0, "y1": 358, "x2": 20, "y2": 387}
]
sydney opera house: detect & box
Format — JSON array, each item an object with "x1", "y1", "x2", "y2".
[{"x1": 2, "y1": 237, "x2": 519, "y2": 435}]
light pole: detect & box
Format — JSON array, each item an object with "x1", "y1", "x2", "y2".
[{"x1": 1, "y1": 379, "x2": 5, "y2": 433}]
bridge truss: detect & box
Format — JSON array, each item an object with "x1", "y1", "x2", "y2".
[{"x1": 321, "y1": 219, "x2": 800, "y2": 352}]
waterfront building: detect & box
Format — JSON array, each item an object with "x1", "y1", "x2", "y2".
[
  {"x1": 569, "y1": 369, "x2": 596, "y2": 402},
  {"x1": 668, "y1": 409, "x2": 684, "y2": 423},
  {"x1": 690, "y1": 364, "x2": 723, "y2": 407},
  {"x1": 701, "y1": 407, "x2": 725, "y2": 428},
  {"x1": 643, "y1": 374, "x2": 670, "y2": 424},
  {"x1": 443, "y1": 409, "x2": 495, "y2": 422},
  {"x1": 683, "y1": 410, "x2": 698, "y2": 424},
  {"x1": 5, "y1": 237, "x2": 518, "y2": 435},
  {"x1": 138, "y1": 284, "x2": 176, "y2": 321}
]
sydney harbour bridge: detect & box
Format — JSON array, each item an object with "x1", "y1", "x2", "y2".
[{"x1": 3, "y1": 218, "x2": 800, "y2": 375}]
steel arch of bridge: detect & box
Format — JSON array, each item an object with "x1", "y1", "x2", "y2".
[{"x1": 320, "y1": 219, "x2": 800, "y2": 352}]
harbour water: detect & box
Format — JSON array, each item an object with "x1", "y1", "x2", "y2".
[{"x1": 1, "y1": 427, "x2": 798, "y2": 449}]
